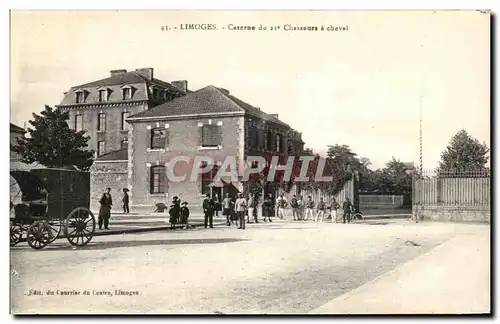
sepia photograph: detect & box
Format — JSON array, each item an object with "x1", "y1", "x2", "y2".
[{"x1": 8, "y1": 9, "x2": 491, "y2": 315}]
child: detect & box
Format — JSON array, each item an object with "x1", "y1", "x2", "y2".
[{"x1": 180, "y1": 201, "x2": 190, "y2": 230}]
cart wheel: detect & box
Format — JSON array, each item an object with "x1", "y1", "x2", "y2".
[
  {"x1": 46, "y1": 221, "x2": 62, "y2": 244},
  {"x1": 10, "y1": 221, "x2": 22, "y2": 247},
  {"x1": 27, "y1": 221, "x2": 51, "y2": 250},
  {"x1": 65, "y1": 208, "x2": 95, "y2": 247}
]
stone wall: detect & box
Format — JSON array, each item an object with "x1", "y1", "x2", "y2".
[
  {"x1": 413, "y1": 205, "x2": 490, "y2": 223},
  {"x1": 90, "y1": 161, "x2": 128, "y2": 212}
]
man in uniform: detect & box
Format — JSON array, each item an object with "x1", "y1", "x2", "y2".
[
  {"x1": 235, "y1": 193, "x2": 248, "y2": 230},
  {"x1": 343, "y1": 197, "x2": 354, "y2": 224},
  {"x1": 203, "y1": 193, "x2": 215, "y2": 228}
]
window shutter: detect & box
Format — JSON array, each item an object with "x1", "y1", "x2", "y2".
[
  {"x1": 148, "y1": 166, "x2": 153, "y2": 194},
  {"x1": 147, "y1": 129, "x2": 152, "y2": 149},
  {"x1": 165, "y1": 129, "x2": 170, "y2": 148},
  {"x1": 198, "y1": 126, "x2": 203, "y2": 147},
  {"x1": 215, "y1": 125, "x2": 222, "y2": 146}
]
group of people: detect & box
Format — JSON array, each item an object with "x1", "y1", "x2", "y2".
[
  {"x1": 98, "y1": 187, "x2": 358, "y2": 231},
  {"x1": 202, "y1": 192, "x2": 254, "y2": 230},
  {"x1": 201, "y1": 192, "x2": 357, "y2": 229},
  {"x1": 273, "y1": 193, "x2": 356, "y2": 223}
]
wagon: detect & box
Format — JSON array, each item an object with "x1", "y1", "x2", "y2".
[{"x1": 10, "y1": 167, "x2": 96, "y2": 249}]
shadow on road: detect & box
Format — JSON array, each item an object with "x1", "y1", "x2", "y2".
[{"x1": 11, "y1": 238, "x2": 247, "y2": 252}]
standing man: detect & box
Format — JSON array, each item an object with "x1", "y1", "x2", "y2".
[
  {"x1": 98, "y1": 187, "x2": 112, "y2": 230},
  {"x1": 122, "y1": 188, "x2": 130, "y2": 214},
  {"x1": 262, "y1": 194, "x2": 273, "y2": 222},
  {"x1": 275, "y1": 193, "x2": 288, "y2": 220},
  {"x1": 330, "y1": 198, "x2": 340, "y2": 223},
  {"x1": 297, "y1": 195, "x2": 304, "y2": 221},
  {"x1": 304, "y1": 195, "x2": 315, "y2": 221},
  {"x1": 247, "y1": 193, "x2": 259, "y2": 224},
  {"x1": 290, "y1": 195, "x2": 300, "y2": 221},
  {"x1": 203, "y1": 193, "x2": 215, "y2": 229},
  {"x1": 315, "y1": 197, "x2": 326, "y2": 222},
  {"x1": 235, "y1": 193, "x2": 248, "y2": 230},
  {"x1": 222, "y1": 193, "x2": 234, "y2": 226},
  {"x1": 343, "y1": 197, "x2": 354, "y2": 224}
]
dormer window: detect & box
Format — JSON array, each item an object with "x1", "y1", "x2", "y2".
[
  {"x1": 75, "y1": 90, "x2": 86, "y2": 103},
  {"x1": 98, "y1": 88, "x2": 109, "y2": 102},
  {"x1": 122, "y1": 86, "x2": 132, "y2": 100}
]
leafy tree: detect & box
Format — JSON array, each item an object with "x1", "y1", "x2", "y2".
[
  {"x1": 383, "y1": 157, "x2": 412, "y2": 195},
  {"x1": 11, "y1": 106, "x2": 94, "y2": 171},
  {"x1": 438, "y1": 129, "x2": 489, "y2": 171},
  {"x1": 326, "y1": 144, "x2": 366, "y2": 195}
]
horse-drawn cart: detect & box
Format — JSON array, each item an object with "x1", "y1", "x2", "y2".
[{"x1": 10, "y1": 167, "x2": 96, "y2": 249}]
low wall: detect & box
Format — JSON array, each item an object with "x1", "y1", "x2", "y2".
[
  {"x1": 359, "y1": 195, "x2": 404, "y2": 208},
  {"x1": 90, "y1": 162, "x2": 128, "y2": 211},
  {"x1": 413, "y1": 205, "x2": 490, "y2": 223}
]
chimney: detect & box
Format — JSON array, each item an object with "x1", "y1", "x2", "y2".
[
  {"x1": 110, "y1": 69, "x2": 127, "y2": 77},
  {"x1": 135, "y1": 68, "x2": 154, "y2": 80},
  {"x1": 171, "y1": 80, "x2": 188, "y2": 92},
  {"x1": 218, "y1": 88, "x2": 230, "y2": 95}
]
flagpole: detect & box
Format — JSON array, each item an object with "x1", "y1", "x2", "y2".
[{"x1": 419, "y1": 95, "x2": 423, "y2": 174}]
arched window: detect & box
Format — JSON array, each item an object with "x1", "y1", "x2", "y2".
[{"x1": 150, "y1": 165, "x2": 166, "y2": 194}]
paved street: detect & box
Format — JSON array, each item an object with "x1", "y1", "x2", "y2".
[{"x1": 10, "y1": 219, "x2": 489, "y2": 314}]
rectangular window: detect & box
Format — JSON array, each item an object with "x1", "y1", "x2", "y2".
[
  {"x1": 202, "y1": 125, "x2": 222, "y2": 147},
  {"x1": 266, "y1": 131, "x2": 274, "y2": 151},
  {"x1": 121, "y1": 139, "x2": 128, "y2": 150},
  {"x1": 257, "y1": 129, "x2": 264, "y2": 149},
  {"x1": 150, "y1": 129, "x2": 167, "y2": 149},
  {"x1": 276, "y1": 134, "x2": 282, "y2": 153},
  {"x1": 76, "y1": 92, "x2": 84, "y2": 103},
  {"x1": 97, "y1": 141, "x2": 105, "y2": 156},
  {"x1": 98, "y1": 113, "x2": 106, "y2": 131},
  {"x1": 122, "y1": 88, "x2": 132, "y2": 100},
  {"x1": 200, "y1": 165, "x2": 218, "y2": 195},
  {"x1": 98, "y1": 90, "x2": 108, "y2": 102},
  {"x1": 150, "y1": 166, "x2": 166, "y2": 194},
  {"x1": 121, "y1": 112, "x2": 130, "y2": 131},
  {"x1": 250, "y1": 127, "x2": 259, "y2": 149},
  {"x1": 74, "y1": 115, "x2": 83, "y2": 132}
]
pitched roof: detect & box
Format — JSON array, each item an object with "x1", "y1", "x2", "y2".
[
  {"x1": 95, "y1": 149, "x2": 128, "y2": 162},
  {"x1": 151, "y1": 78, "x2": 191, "y2": 94},
  {"x1": 74, "y1": 71, "x2": 148, "y2": 89},
  {"x1": 10, "y1": 123, "x2": 25, "y2": 134},
  {"x1": 128, "y1": 85, "x2": 289, "y2": 127}
]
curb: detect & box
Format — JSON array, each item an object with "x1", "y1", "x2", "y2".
[{"x1": 16, "y1": 222, "x2": 212, "y2": 243}]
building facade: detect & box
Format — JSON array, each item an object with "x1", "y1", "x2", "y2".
[
  {"x1": 56, "y1": 68, "x2": 188, "y2": 156},
  {"x1": 55, "y1": 68, "x2": 304, "y2": 210},
  {"x1": 126, "y1": 85, "x2": 304, "y2": 207}
]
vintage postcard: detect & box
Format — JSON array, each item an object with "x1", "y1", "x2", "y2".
[{"x1": 9, "y1": 10, "x2": 491, "y2": 315}]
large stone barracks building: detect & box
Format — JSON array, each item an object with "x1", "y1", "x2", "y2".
[{"x1": 57, "y1": 68, "x2": 304, "y2": 210}]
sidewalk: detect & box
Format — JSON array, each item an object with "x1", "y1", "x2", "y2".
[
  {"x1": 309, "y1": 226, "x2": 490, "y2": 314},
  {"x1": 88, "y1": 210, "x2": 412, "y2": 237},
  {"x1": 91, "y1": 212, "x2": 227, "y2": 236}
]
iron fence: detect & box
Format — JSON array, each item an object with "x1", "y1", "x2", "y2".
[{"x1": 413, "y1": 168, "x2": 491, "y2": 206}]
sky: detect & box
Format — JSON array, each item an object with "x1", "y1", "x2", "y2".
[{"x1": 10, "y1": 10, "x2": 490, "y2": 170}]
